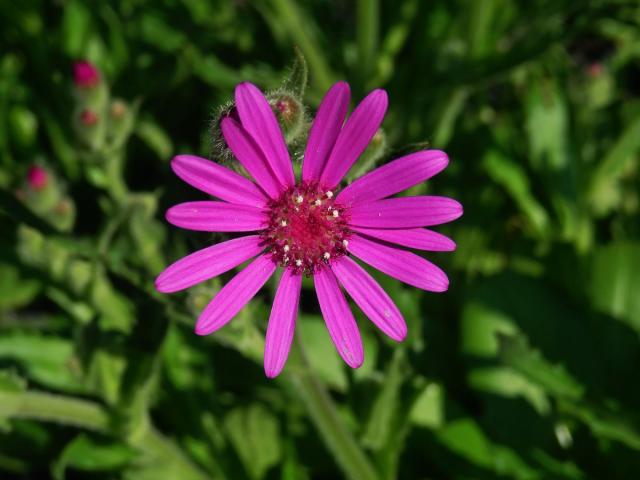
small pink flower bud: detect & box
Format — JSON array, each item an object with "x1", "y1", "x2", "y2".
[
  {"x1": 80, "y1": 109, "x2": 99, "y2": 126},
  {"x1": 73, "y1": 60, "x2": 101, "y2": 88},
  {"x1": 586, "y1": 63, "x2": 604, "y2": 78},
  {"x1": 27, "y1": 165, "x2": 48, "y2": 191},
  {"x1": 110, "y1": 99, "x2": 127, "y2": 119}
]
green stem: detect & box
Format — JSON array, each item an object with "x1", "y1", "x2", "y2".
[
  {"x1": 269, "y1": 0, "x2": 334, "y2": 93},
  {"x1": 0, "y1": 390, "x2": 212, "y2": 480},
  {"x1": 104, "y1": 152, "x2": 129, "y2": 203},
  {"x1": 289, "y1": 338, "x2": 379, "y2": 480},
  {"x1": 357, "y1": 0, "x2": 379, "y2": 85}
]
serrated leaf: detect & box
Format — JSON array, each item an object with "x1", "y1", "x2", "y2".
[
  {"x1": 436, "y1": 418, "x2": 538, "y2": 479},
  {"x1": 498, "y1": 334, "x2": 585, "y2": 401}
]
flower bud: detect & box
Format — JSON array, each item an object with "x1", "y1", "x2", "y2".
[
  {"x1": 210, "y1": 101, "x2": 242, "y2": 167},
  {"x1": 20, "y1": 165, "x2": 62, "y2": 218},
  {"x1": 80, "y1": 109, "x2": 99, "y2": 126},
  {"x1": 27, "y1": 165, "x2": 48, "y2": 191},
  {"x1": 268, "y1": 91, "x2": 305, "y2": 144},
  {"x1": 74, "y1": 107, "x2": 107, "y2": 151},
  {"x1": 52, "y1": 197, "x2": 76, "y2": 232},
  {"x1": 73, "y1": 60, "x2": 101, "y2": 88},
  {"x1": 110, "y1": 99, "x2": 127, "y2": 119},
  {"x1": 586, "y1": 62, "x2": 604, "y2": 78},
  {"x1": 106, "y1": 99, "x2": 136, "y2": 149}
]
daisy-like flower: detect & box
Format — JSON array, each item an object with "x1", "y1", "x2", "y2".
[{"x1": 156, "y1": 82, "x2": 462, "y2": 378}]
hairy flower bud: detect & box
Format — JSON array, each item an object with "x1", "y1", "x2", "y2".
[
  {"x1": 27, "y1": 165, "x2": 48, "y2": 191},
  {"x1": 80, "y1": 109, "x2": 99, "y2": 126},
  {"x1": 73, "y1": 60, "x2": 101, "y2": 88},
  {"x1": 209, "y1": 101, "x2": 242, "y2": 167},
  {"x1": 268, "y1": 91, "x2": 305, "y2": 144},
  {"x1": 110, "y1": 99, "x2": 127, "y2": 119}
]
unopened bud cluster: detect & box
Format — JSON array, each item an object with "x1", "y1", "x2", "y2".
[
  {"x1": 72, "y1": 60, "x2": 135, "y2": 153},
  {"x1": 18, "y1": 165, "x2": 75, "y2": 231}
]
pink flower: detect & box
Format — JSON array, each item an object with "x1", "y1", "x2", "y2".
[
  {"x1": 27, "y1": 165, "x2": 48, "y2": 191},
  {"x1": 156, "y1": 82, "x2": 463, "y2": 378},
  {"x1": 73, "y1": 60, "x2": 100, "y2": 88}
]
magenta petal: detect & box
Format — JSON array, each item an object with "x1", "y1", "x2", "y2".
[
  {"x1": 195, "y1": 255, "x2": 276, "y2": 335},
  {"x1": 352, "y1": 227, "x2": 456, "y2": 252},
  {"x1": 349, "y1": 196, "x2": 463, "y2": 228},
  {"x1": 155, "y1": 235, "x2": 264, "y2": 293},
  {"x1": 331, "y1": 257, "x2": 406, "y2": 341},
  {"x1": 221, "y1": 117, "x2": 283, "y2": 199},
  {"x1": 171, "y1": 155, "x2": 267, "y2": 208},
  {"x1": 302, "y1": 81, "x2": 351, "y2": 182},
  {"x1": 166, "y1": 201, "x2": 267, "y2": 232},
  {"x1": 319, "y1": 89, "x2": 388, "y2": 188},
  {"x1": 313, "y1": 268, "x2": 364, "y2": 368},
  {"x1": 235, "y1": 82, "x2": 295, "y2": 188},
  {"x1": 264, "y1": 270, "x2": 302, "y2": 378},
  {"x1": 337, "y1": 150, "x2": 449, "y2": 205},
  {"x1": 347, "y1": 234, "x2": 449, "y2": 292}
]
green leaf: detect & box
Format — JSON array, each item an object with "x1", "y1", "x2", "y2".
[
  {"x1": 52, "y1": 434, "x2": 138, "y2": 480},
  {"x1": 482, "y1": 149, "x2": 550, "y2": 235},
  {"x1": 282, "y1": 46, "x2": 309, "y2": 97},
  {"x1": 589, "y1": 242, "x2": 640, "y2": 333},
  {"x1": 135, "y1": 118, "x2": 173, "y2": 160},
  {"x1": 298, "y1": 315, "x2": 347, "y2": 391},
  {"x1": 589, "y1": 114, "x2": 640, "y2": 215},
  {"x1": 224, "y1": 404, "x2": 282, "y2": 480},
  {"x1": 0, "y1": 262, "x2": 40, "y2": 309},
  {"x1": 436, "y1": 418, "x2": 538, "y2": 479},
  {"x1": 0, "y1": 333, "x2": 86, "y2": 393},
  {"x1": 409, "y1": 382, "x2": 444, "y2": 429},
  {"x1": 362, "y1": 349, "x2": 405, "y2": 450},
  {"x1": 498, "y1": 334, "x2": 585, "y2": 401},
  {"x1": 60, "y1": 0, "x2": 92, "y2": 57},
  {"x1": 526, "y1": 78, "x2": 570, "y2": 172}
]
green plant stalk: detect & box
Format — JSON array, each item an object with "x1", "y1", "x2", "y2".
[
  {"x1": 104, "y1": 151, "x2": 129, "y2": 203},
  {"x1": 357, "y1": 0, "x2": 379, "y2": 84},
  {"x1": 289, "y1": 338, "x2": 379, "y2": 480},
  {"x1": 0, "y1": 390, "x2": 212, "y2": 480},
  {"x1": 269, "y1": 0, "x2": 333, "y2": 93}
]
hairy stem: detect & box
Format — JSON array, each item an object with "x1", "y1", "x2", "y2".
[{"x1": 289, "y1": 338, "x2": 379, "y2": 480}]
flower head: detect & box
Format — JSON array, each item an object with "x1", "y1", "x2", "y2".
[
  {"x1": 156, "y1": 82, "x2": 463, "y2": 378},
  {"x1": 73, "y1": 60, "x2": 101, "y2": 88}
]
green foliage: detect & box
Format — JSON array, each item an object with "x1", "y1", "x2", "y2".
[{"x1": 1, "y1": 0, "x2": 640, "y2": 478}]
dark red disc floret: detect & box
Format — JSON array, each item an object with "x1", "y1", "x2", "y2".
[{"x1": 261, "y1": 182, "x2": 351, "y2": 275}]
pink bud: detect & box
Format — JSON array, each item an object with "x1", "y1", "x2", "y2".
[
  {"x1": 80, "y1": 109, "x2": 99, "y2": 126},
  {"x1": 73, "y1": 60, "x2": 101, "y2": 88},
  {"x1": 27, "y1": 165, "x2": 48, "y2": 191},
  {"x1": 587, "y1": 63, "x2": 604, "y2": 78}
]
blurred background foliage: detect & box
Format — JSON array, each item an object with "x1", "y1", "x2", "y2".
[{"x1": 1, "y1": 0, "x2": 640, "y2": 479}]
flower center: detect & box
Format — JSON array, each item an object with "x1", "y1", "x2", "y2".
[{"x1": 262, "y1": 182, "x2": 351, "y2": 275}]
